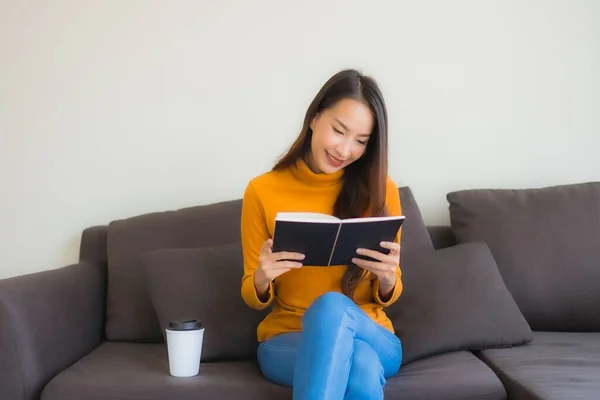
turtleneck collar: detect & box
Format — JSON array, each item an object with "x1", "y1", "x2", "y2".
[{"x1": 290, "y1": 157, "x2": 344, "y2": 187}]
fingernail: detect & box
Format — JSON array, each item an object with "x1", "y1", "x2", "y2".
[
  {"x1": 356, "y1": 249, "x2": 363, "y2": 254},
  {"x1": 352, "y1": 258, "x2": 358, "y2": 263}
]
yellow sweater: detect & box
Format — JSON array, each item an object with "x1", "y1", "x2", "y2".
[{"x1": 240, "y1": 158, "x2": 403, "y2": 342}]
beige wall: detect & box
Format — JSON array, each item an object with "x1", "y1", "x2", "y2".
[{"x1": 1, "y1": 0, "x2": 599, "y2": 279}]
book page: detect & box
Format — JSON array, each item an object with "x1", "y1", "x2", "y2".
[
  {"x1": 275, "y1": 212, "x2": 340, "y2": 223},
  {"x1": 342, "y1": 215, "x2": 405, "y2": 223}
]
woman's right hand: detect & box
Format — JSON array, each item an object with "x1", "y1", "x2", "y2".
[{"x1": 254, "y1": 239, "x2": 304, "y2": 295}]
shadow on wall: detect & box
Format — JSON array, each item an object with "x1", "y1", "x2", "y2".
[{"x1": 59, "y1": 234, "x2": 82, "y2": 269}]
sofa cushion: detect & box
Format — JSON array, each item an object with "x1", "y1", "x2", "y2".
[
  {"x1": 388, "y1": 242, "x2": 533, "y2": 365},
  {"x1": 447, "y1": 181, "x2": 600, "y2": 331},
  {"x1": 41, "y1": 342, "x2": 291, "y2": 400},
  {"x1": 478, "y1": 332, "x2": 600, "y2": 400},
  {"x1": 427, "y1": 225, "x2": 456, "y2": 249},
  {"x1": 106, "y1": 199, "x2": 243, "y2": 342},
  {"x1": 387, "y1": 351, "x2": 506, "y2": 400},
  {"x1": 104, "y1": 186, "x2": 434, "y2": 342},
  {"x1": 41, "y1": 343, "x2": 505, "y2": 400},
  {"x1": 141, "y1": 242, "x2": 268, "y2": 361},
  {"x1": 397, "y1": 186, "x2": 434, "y2": 253}
]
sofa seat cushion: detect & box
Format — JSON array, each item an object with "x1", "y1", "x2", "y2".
[
  {"x1": 386, "y1": 351, "x2": 506, "y2": 400},
  {"x1": 478, "y1": 332, "x2": 600, "y2": 400},
  {"x1": 42, "y1": 343, "x2": 505, "y2": 400},
  {"x1": 41, "y1": 342, "x2": 291, "y2": 400}
]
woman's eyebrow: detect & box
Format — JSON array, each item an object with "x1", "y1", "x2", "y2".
[
  {"x1": 333, "y1": 118, "x2": 349, "y2": 131},
  {"x1": 334, "y1": 118, "x2": 371, "y2": 137}
]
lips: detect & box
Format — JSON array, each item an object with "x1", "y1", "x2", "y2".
[{"x1": 326, "y1": 151, "x2": 345, "y2": 168}]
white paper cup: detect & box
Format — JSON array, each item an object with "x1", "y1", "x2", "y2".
[{"x1": 165, "y1": 319, "x2": 204, "y2": 377}]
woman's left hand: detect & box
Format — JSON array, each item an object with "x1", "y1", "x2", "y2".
[{"x1": 352, "y1": 241, "x2": 400, "y2": 287}]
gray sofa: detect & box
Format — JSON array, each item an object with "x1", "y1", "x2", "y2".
[{"x1": 1, "y1": 183, "x2": 599, "y2": 400}]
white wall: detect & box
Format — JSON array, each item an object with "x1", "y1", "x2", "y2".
[{"x1": 1, "y1": 0, "x2": 599, "y2": 279}]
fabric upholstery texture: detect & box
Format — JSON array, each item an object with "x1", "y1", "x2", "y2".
[
  {"x1": 447, "y1": 182, "x2": 600, "y2": 331},
  {"x1": 104, "y1": 186, "x2": 434, "y2": 342},
  {"x1": 41, "y1": 343, "x2": 506, "y2": 400},
  {"x1": 106, "y1": 199, "x2": 243, "y2": 342},
  {"x1": 141, "y1": 242, "x2": 268, "y2": 361},
  {"x1": 478, "y1": 331, "x2": 600, "y2": 400},
  {"x1": 388, "y1": 242, "x2": 533, "y2": 365}
]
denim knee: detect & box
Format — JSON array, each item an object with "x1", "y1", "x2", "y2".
[{"x1": 303, "y1": 292, "x2": 353, "y2": 328}]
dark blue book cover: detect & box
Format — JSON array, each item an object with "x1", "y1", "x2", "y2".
[{"x1": 272, "y1": 213, "x2": 405, "y2": 267}]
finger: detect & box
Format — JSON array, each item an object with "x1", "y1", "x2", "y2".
[
  {"x1": 260, "y1": 239, "x2": 273, "y2": 255},
  {"x1": 355, "y1": 248, "x2": 396, "y2": 264},
  {"x1": 273, "y1": 261, "x2": 303, "y2": 269},
  {"x1": 271, "y1": 251, "x2": 305, "y2": 261},
  {"x1": 351, "y1": 257, "x2": 389, "y2": 273},
  {"x1": 355, "y1": 248, "x2": 386, "y2": 262},
  {"x1": 380, "y1": 241, "x2": 401, "y2": 255}
]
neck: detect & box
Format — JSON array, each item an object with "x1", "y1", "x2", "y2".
[
  {"x1": 290, "y1": 157, "x2": 343, "y2": 188},
  {"x1": 302, "y1": 153, "x2": 322, "y2": 174}
]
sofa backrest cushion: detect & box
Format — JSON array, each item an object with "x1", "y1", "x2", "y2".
[
  {"x1": 427, "y1": 226, "x2": 456, "y2": 249},
  {"x1": 447, "y1": 181, "x2": 600, "y2": 331},
  {"x1": 397, "y1": 186, "x2": 434, "y2": 253},
  {"x1": 141, "y1": 242, "x2": 267, "y2": 361},
  {"x1": 80, "y1": 226, "x2": 108, "y2": 265},
  {"x1": 106, "y1": 199, "x2": 243, "y2": 342},
  {"x1": 104, "y1": 186, "x2": 434, "y2": 342}
]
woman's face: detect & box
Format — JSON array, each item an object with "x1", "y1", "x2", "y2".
[{"x1": 306, "y1": 98, "x2": 373, "y2": 174}]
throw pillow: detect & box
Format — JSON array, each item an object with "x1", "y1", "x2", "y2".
[
  {"x1": 140, "y1": 242, "x2": 269, "y2": 362},
  {"x1": 388, "y1": 242, "x2": 534, "y2": 366},
  {"x1": 447, "y1": 181, "x2": 600, "y2": 331},
  {"x1": 106, "y1": 198, "x2": 243, "y2": 343}
]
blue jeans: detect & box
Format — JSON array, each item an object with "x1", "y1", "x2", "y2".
[{"x1": 257, "y1": 292, "x2": 402, "y2": 399}]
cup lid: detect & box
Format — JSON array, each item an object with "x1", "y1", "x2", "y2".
[{"x1": 168, "y1": 319, "x2": 202, "y2": 331}]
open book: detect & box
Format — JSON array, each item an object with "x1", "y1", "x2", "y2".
[{"x1": 271, "y1": 212, "x2": 405, "y2": 267}]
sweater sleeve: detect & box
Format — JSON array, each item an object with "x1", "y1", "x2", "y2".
[
  {"x1": 373, "y1": 177, "x2": 403, "y2": 307},
  {"x1": 240, "y1": 182, "x2": 275, "y2": 309}
]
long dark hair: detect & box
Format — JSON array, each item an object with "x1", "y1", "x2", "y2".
[{"x1": 273, "y1": 69, "x2": 389, "y2": 298}]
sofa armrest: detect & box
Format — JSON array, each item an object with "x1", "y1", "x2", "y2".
[{"x1": 0, "y1": 261, "x2": 106, "y2": 400}]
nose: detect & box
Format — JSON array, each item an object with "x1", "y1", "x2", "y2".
[{"x1": 336, "y1": 139, "x2": 352, "y2": 159}]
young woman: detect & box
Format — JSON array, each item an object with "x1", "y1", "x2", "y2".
[{"x1": 240, "y1": 69, "x2": 403, "y2": 399}]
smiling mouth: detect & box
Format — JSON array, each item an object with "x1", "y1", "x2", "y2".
[{"x1": 326, "y1": 151, "x2": 345, "y2": 167}]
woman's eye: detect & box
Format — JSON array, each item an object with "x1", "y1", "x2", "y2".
[
  {"x1": 357, "y1": 140, "x2": 367, "y2": 146},
  {"x1": 333, "y1": 127, "x2": 344, "y2": 135}
]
